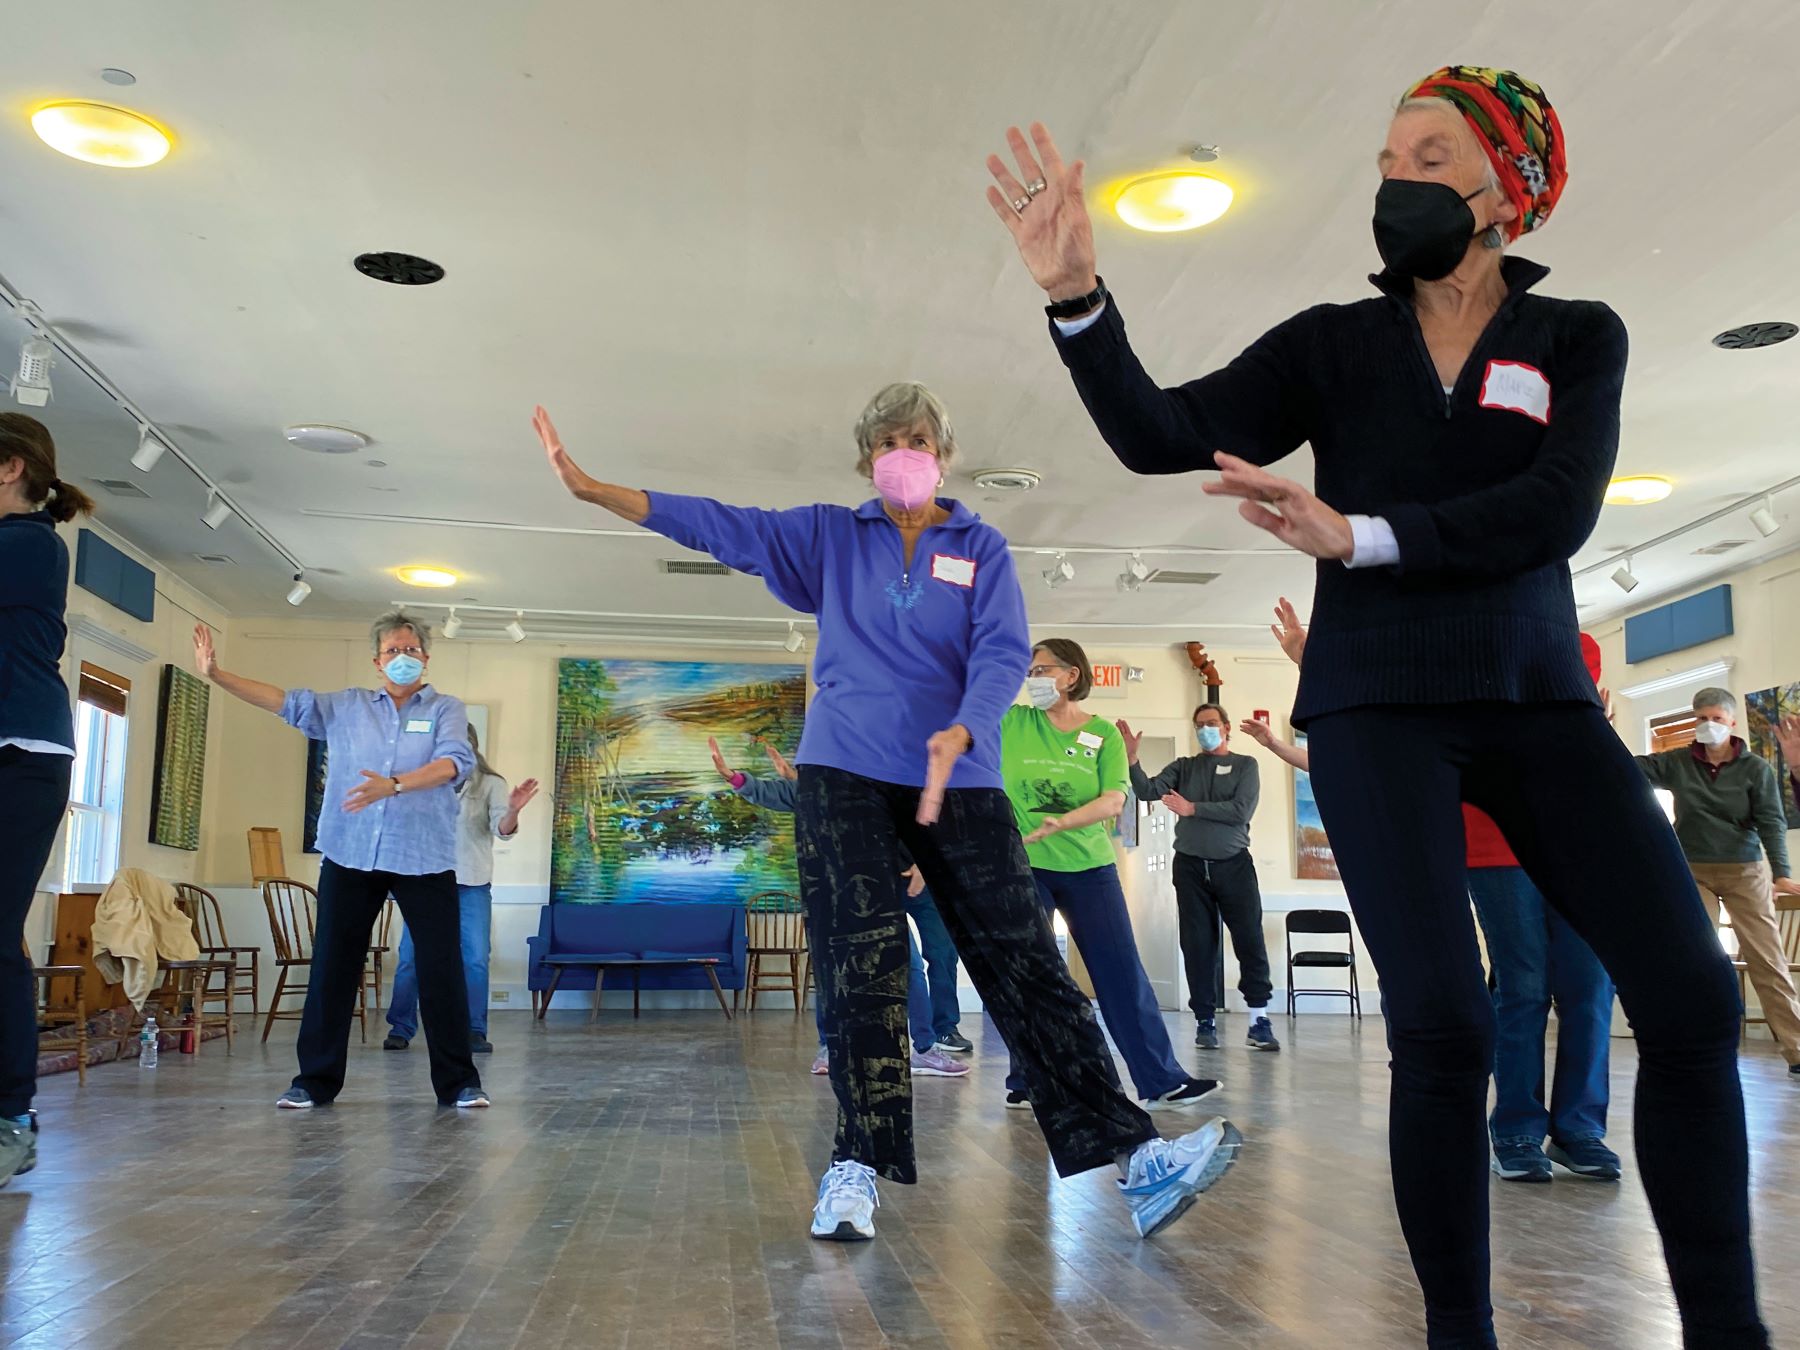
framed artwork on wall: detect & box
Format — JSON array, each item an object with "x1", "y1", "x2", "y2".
[
  {"x1": 1292, "y1": 730, "x2": 1340, "y2": 881},
  {"x1": 149, "y1": 664, "x2": 209, "y2": 851},
  {"x1": 1745, "y1": 681, "x2": 1800, "y2": 827}
]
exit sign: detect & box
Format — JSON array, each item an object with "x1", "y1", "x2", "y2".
[{"x1": 1089, "y1": 662, "x2": 1126, "y2": 699}]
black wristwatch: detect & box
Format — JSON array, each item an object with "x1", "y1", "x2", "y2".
[{"x1": 1045, "y1": 276, "x2": 1107, "y2": 321}]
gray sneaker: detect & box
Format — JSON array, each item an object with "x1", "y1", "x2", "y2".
[
  {"x1": 455, "y1": 1087, "x2": 491, "y2": 1109},
  {"x1": 275, "y1": 1087, "x2": 315, "y2": 1110},
  {"x1": 911, "y1": 1049, "x2": 970, "y2": 1078},
  {"x1": 0, "y1": 1117, "x2": 37, "y2": 1187}
]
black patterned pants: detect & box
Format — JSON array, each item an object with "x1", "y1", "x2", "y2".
[{"x1": 797, "y1": 765, "x2": 1156, "y2": 1184}]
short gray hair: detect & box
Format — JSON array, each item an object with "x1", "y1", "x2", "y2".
[
  {"x1": 370, "y1": 610, "x2": 431, "y2": 656},
  {"x1": 853, "y1": 382, "x2": 958, "y2": 477},
  {"x1": 1693, "y1": 687, "x2": 1738, "y2": 718}
]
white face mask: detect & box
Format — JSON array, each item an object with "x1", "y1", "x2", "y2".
[
  {"x1": 1693, "y1": 720, "x2": 1732, "y2": 747},
  {"x1": 1025, "y1": 677, "x2": 1061, "y2": 710}
]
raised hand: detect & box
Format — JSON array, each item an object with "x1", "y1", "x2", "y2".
[
  {"x1": 193, "y1": 623, "x2": 218, "y2": 679},
  {"x1": 343, "y1": 768, "x2": 396, "y2": 815},
  {"x1": 1115, "y1": 719, "x2": 1142, "y2": 763},
  {"x1": 983, "y1": 123, "x2": 1098, "y2": 302},
  {"x1": 508, "y1": 778, "x2": 540, "y2": 814},
  {"x1": 1600, "y1": 688, "x2": 1617, "y2": 725},
  {"x1": 760, "y1": 741, "x2": 799, "y2": 782},
  {"x1": 1161, "y1": 792, "x2": 1197, "y2": 818},
  {"x1": 1272, "y1": 597, "x2": 1308, "y2": 666},
  {"x1": 1205, "y1": 455, "x2": 1354, "y2": 561},
  {"x1": 1237, "y1": 717, "x2": 1276, "y2": 749},
  {"x1": 533, "y1": 405, "x2": 594, "y2": 498},
  {"x1": 707, "y1": 736, "x2": 737, "y2": 783},
  {"x1": 1774, "y1": 714, "x2": 1800, "y2": 767},
  {"x1": 918, "y1": 725, "x2": 973, "y2": 825}
]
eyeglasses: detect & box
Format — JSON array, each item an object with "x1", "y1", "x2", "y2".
[
  {"x1": 1027, "y1": 664, "x2": 1072, "y2": 679},
  {"x1": 380, "y1": 646, "x2": 425, "y2": 659}
]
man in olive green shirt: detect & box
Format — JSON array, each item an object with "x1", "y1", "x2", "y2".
[{"x1": 1638, "y1": 687, "x2": 1800, "y2": 1071}]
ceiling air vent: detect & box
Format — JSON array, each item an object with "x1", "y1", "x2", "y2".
[
  {"x1": 658, "y1": 559, "x2": 733, "y2": 577},
  {"x1": 92, "y1": 478, "x2": 150, "y2": 499},
  {"x1": 1712, "y1": 322, "x2": 1797, "y2": 350},
  {"x1": 1148, "y1": 569, "x2": 1220, "y2": 586},
  {"x1": 353, "y1": 251, "x2": 446, "y2": 285},
  {"x1": 193, "y1": 553, "x2": 236, "y2": 565},
  {"x1": 1692, "y1": 539, "x2": 1750, "y2": 557}
]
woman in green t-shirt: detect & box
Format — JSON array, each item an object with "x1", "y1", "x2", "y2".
[{"x1": 1000, "y1": 638, "x2": 1216, "y2": 1112}]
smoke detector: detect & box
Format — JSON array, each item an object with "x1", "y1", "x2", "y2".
[{"x1": 971, "y1": 468, "x2": 1041, "y2": 493}]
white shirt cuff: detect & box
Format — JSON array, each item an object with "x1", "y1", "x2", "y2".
[
  {"x1": 1346, "y1": 515, "x2": 1400, "y2": 569},
  {"x1": 1052, "y1": 299, "x2": 1109, "y2": 337}
]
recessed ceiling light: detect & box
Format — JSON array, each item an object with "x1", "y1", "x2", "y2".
[
  {"x1": 100, "y1": 69, "x2": 137, "y2": 87},
  {"x1": 1114, "y1": 172, "x2": 1233, "y2": 233},
  {"x1": 971, "y1": 468, "x2": 1042, "y2": 492},
  {"x1": 30, "y1": 101, "x2": 171, "y2": 168},
  {"x1": 284, "y1": 424, "x2": 370, "y2": 454},
  {"x1": 1604, "y1": 476, "x2": 1673, "y2": 506},
  {"x1": 354, "y1": 252, "x2": 445, "y2": 285},
  {"x1": 397, "y1": 566, "x2": 459, "y2": 588}
]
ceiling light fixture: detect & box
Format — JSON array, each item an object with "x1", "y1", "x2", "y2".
[
  {"x1": 1117, "y1": 554, "x2": 1151, "y2": 592},
  {"x1": 131, "y1": 426, "x2": 167, "y2": 472},
  {"x1": 1750, "y1": 497, "x2": 1781, "y2": 538},
  {"x1": 11, "y1": 337, "x2": 53, "y2": 407},
  {"x1": 286, "y1": 574, "x2": 312, "y2": 606},
  {"x1": 30, "y1": 101, "x2": 172, "y2": 169},
  {"x1": 1603, "y1": 476, "x2": 1673, "y2": 506},
  {"x1": 1611, "y1": 557, "x2": 1640, "y2": 593},
  {"x1": 970, "y1": 468, "x2": 1042, "y2": 493},
  {"x1": 1042, "y1": 554, "x2": 1075, "y2": 588},
  {"x1": 1114, "y1": 172, "x2": 1234, "y2": 233},
  {"x1": 397, "y1": 565, "x2": 458, "y2": 588},
  {"x1": 100, "y1": 69, "x2": 137, "y2": 87},
  {"x1": 202, "y1": 493, "x2": 232, "y2": 530},
  {"x1": 284, "y1": 424, "x2": 371, "y2": 454},
  {"x1": 442, "y1": 609, "x2": 463, "y2": 639},
  {"x1": 504, "y1": 613, "x2": 526, "y2": 643},
  {"x1": 783, "y1": 623, "x2": 806, "y2": 653}
]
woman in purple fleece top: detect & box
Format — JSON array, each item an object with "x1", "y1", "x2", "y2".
[{"x1": 533, "y1": 385, "x2": 1237, "y2": 1243}]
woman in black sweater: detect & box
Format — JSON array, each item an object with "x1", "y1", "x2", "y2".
[
  {"x1": 0, "y1": 414, "x2": 95, "y2": 1188},
  {"x1": 985, "y1": 67, "x2": 1764, "y2": 1348}
]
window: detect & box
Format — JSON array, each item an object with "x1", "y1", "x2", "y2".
[{"x1": 63, "y1": 663, "x2": 130, "y2": 887}]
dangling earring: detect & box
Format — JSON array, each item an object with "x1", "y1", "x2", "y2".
[{"x1": 1481, "y1": 224, "x2": 1505, "y2": 250}]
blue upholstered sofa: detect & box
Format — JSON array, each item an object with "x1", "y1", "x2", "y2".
[{"x1": 525, "y1": 902, "x2": 747, "y2": 1013}]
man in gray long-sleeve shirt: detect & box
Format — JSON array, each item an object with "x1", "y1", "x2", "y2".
[
  {"x1": 1120, "y1": 703, "x2": 1276, "y2": 1053},
  {"x1": 1637, "y1": 687, "x2": 1800, "y2": 1071}
]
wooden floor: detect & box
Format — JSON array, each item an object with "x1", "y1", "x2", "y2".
[{"x1": 3, "y1": 1009, "x2": 1796, "y2": 1350}]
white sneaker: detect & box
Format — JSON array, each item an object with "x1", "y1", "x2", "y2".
[
  {"x1": 810, "y1": 1049, "x2": 829, "y2": 1076},
  {"x1": 911, "y1": 1048, "x2": 970, "y2": 1077},
  {"x1": 810, "y1": 1160, "x2": 879, "y2": 1241},
  {"x1": 1118, "y1": 1118, "x2": 1243, "y2": 1239}
]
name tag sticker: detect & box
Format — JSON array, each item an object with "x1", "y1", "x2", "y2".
[
  {"x1": 1076, "y1": 730, "x2": 1104, "y2": 749},
  {"x1": 1215, "y1": 764, "x2": 1233, "y2": 775},
  {"x1": 405, "y1": 718, "x2": 434, "y2": 734},
  {"x1": 930, "y1": 554, "x2": 976, "y2": 587},
  {"x1": 1479, "y1": 360, "x2": 1551, "y2": 424}
]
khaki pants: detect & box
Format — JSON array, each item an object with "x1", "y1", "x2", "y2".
[{"x1": 1689, "y1": 861, "x2": 1800, "y2": 1065}]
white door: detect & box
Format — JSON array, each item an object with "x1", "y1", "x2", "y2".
[{"x1": 1118, "y1": 734, "x2": 1182, "y2": 1009}]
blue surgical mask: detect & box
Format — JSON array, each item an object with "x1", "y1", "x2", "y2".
[
  {"x1": 1197, "y1": 724, "x2": 1224, "y2": 752},
  {"x1": 384, "y1": 653, "x2": 425, "y2": 685},
  {"x1": 1025, "y1": 677, "x2": 1061, "y2": 710}
]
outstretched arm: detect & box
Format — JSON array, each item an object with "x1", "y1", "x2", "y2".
[{"x1": 193, "y1": 623, "x2": 285, "y2": 716}]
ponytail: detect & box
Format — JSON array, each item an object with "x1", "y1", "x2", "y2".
[
  {"x1": 0, "y1": 413, "x2": 93, "y2": 521},
  {"x1": 44, "y1": 477, "x2": 95, "y2": 524}
]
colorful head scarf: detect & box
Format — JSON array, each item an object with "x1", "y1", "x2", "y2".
[{"x1": 1403, "y1": 66, "x2": 1566, "y2": 238}]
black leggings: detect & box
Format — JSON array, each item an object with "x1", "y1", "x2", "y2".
[
  {"x1": 1306, "y1": 703, "x2": 1763, "y2": 1349},
  {"x1": 0, "y1": 747, "x2": 72, "y2": 1119},
  {"x1": 795, "y1": 766, "x2": 1155, "y2": 1184}
]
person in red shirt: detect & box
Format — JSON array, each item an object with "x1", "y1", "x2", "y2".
[{"x1": 1465, "y1": 635, "x2": 1617, "y2": 1184}]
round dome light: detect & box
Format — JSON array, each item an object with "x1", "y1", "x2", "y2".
[
  {"x1": 1114, "y1": 172, "x2": 1233, "y2": 233},
  {"x1": 284, "y1": 424, "x2": 371, "y2": 454},
  {"x1": 31, "y1": 101, "x2": 171, "y2": 169},
  {"x1": 971, "y1": 468, "x2": 1042, "y2": 493},
  {"x1": 1604, "y1": 476, "x2": 1673, "y2": 506},
  {"x1": 397, "y1": 566, "x2": 459, "y2": 588}
]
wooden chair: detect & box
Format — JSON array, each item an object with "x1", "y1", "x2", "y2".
[
  {"x1": 27, "y1": 940, "x2": 87, "y2": 1086},
  {"x1": 175, "y1": 882, "x2": 260, "y2": 1016},
  {"x1": 1738, "y1": 894, "x2": 1800, "y2": 1037},
  {"x1": 248, "y1": 826, "x2": 286, "y2": 885},
  {"x1": 128, "y1": 953, "x2": 235, "y2": 1058},
  {"x1": 743, "y1": 891, "x2": 809, "y2": 1017},
  {"x1": 363, "y1": 897, "x2": 396, "y2": 1014},
  {"x1": 262, "y1": 878, "x2": 368, "y2": 1044}
]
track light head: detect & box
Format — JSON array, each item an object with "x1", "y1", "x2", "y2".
[
  {"x1": 202, "y1": 493, "x2": 232, "y2": 529},
  {"x1": 131, "y1": 427, "x2": 168, "y2": 473},
  {"x1": 1750, "y1": 499, "x2": 1781, "y2": 538},
  {"x1": 11, "y1": 337, "x2": 53, "y2": 407},
  {"x1": 1611, "y1": 561, "x2": 1639, "y2": 594},
  {"x1": 1042, "y1": 555, "x2": 1075, "y2": 588},
  {"x1": 504, "y1": 613, "x2": 526, "y2": 643},
  {"x1": 783, "y1": 624, "x2": 805, "y2": 653},
  {"x1": 1117, "y1": 553, "x2": 1151, "y2": 592},
  {"x1": 442, "y1": 609, "x2": 463, "y2": 639},
  {"x1": 286, "y1": 574, "x2": 312, "y2": 606}
]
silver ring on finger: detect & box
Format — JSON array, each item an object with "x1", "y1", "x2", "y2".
[
  {"x1": 1012, "y1": 195, "x2": 1032, "y2": 214},
  {"x1": 1025, "y1": 178, "x2": 1047, "y2": 197}
]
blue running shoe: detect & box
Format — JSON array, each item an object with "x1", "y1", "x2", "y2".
[
  {"x1": 1245, "y1": 1016, "x2": 1281, "y2": 1052},
  {"x1": 1491, "y1": 1140, "x2": 1552, "y2": 1183},
  {"x1": 1546, "y1": 1137, "x2": 1621, "y2": 1182},
  {"x1": 1118, "y1": 1117, "x2": 1243, "y2": 1238},
  {"x1": 811, "y1": 1160, "x2": 879, "y2": 1241}
]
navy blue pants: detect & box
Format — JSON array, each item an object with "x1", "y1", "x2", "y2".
[
  {"x1": 909, "y1": 888, "x2": 964, "y2": 1039},
  {"x1": 1306, "y1": 703, "x2": 1761, "y2": 1349},
  {"x1": 1, "y1": 748, "x2": 72, "y2": 1119},
  {"x1": 1005, "y1": 865, "x2": 1189, "y2": 1101}
]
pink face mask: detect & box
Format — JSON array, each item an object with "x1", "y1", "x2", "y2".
[{"x1": 872, "y1": 448, "x2": 940, "y2": 511}]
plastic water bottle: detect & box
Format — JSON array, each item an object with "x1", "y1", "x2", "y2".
[{"x1": 140, "y1": 1018, "x2": 159, "y2": 1069}]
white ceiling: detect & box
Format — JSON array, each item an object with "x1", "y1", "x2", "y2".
[{"x1": 4, "y1": 1, "x2": 1800, "y2": 646}]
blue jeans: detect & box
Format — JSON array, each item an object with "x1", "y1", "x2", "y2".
[
  {"x1": 816, "y1": 925, "x2": 934, "y2": 1054},
  {"x1": 1005, "y1": 865, "x2": 1188, "y2": 1100},
  {"x1": 1467, "y1": 866, "x2": 1613, "y2": 1147},
  {"x1": 908, "y1": 887, "x2": 963, "y2": 1038},
  {"x1": 388, "y1": 883, "x2": 492, "y2": 1040}
]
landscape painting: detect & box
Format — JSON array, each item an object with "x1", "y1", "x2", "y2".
[
  {"x1": 149, "y1": 664, "x2": 209, "y2": 851},
  {"x1": 552, "y1": 658, "x2": 806, "y2": 903},
  {"x1": 1292, "y1": 731, "x2": 1340, "y2": 881},
  {"x1": 1746, "y1": 681, "x2": 1800, "y2": 827}
]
